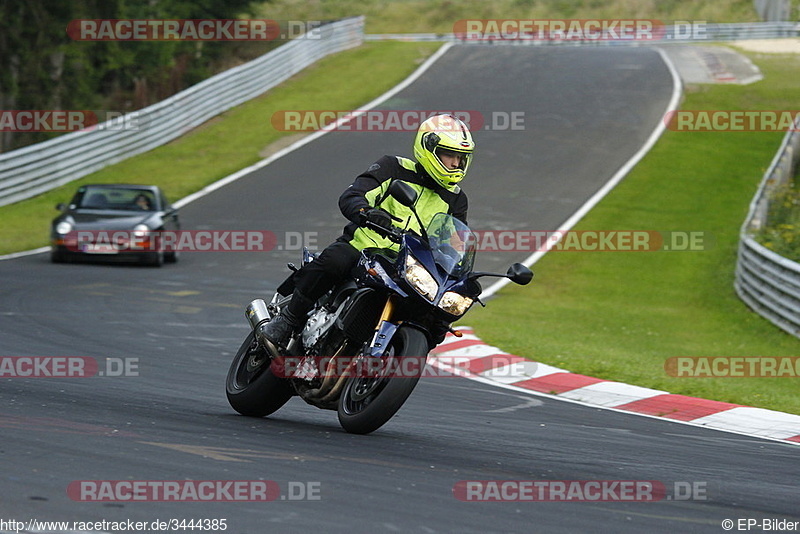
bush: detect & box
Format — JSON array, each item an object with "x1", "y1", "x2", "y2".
[{"x1": 756, "y1": 177, "x2": 800, "y2": 261}]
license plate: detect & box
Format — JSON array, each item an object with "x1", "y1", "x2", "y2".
[{"x1": 81, "y1": 243, "x2": 118, "y2": 254}]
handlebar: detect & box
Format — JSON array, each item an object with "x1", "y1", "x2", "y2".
[{"x1": 361, "y1": 219, "x2": 404, "y2": 243}]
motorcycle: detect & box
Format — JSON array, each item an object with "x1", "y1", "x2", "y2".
[{"x1": 225, "y1": 181, "x2": 533, "y2": 434}]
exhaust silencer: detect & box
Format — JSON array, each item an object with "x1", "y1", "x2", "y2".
[{"x1": 245, "y1": 298, "x2": 271, "y2": 331}]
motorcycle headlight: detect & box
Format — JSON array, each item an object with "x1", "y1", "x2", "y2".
[
  {"x1": 404, "y1": 255, "x2": 438, "y2": 301},
  {"x1": 438, "y1": 291, "x2": 474, "y2": 317},
  {"x1": 55, "y1": 221, "x2": 73, "y2": 235}
]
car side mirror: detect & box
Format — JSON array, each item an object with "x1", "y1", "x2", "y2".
[
  {"x1": 507, "y1": 263, "x2": 533, "y2": 285},
  {"x1": 56, "y1": 203, "x2": 66, "y2": 211},
  {"x1": 388, "y1": 180, "x2": 418, "y2": 208}
]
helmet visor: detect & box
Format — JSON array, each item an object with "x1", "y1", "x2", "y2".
[{"x1": 434, "y1": 147, "x2": 470, "y2": 172}]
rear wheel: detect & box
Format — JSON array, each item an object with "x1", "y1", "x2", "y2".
[
  {"x1": 337, "y1": 327, "x2": 428, "y2": 434},
  {"x1": 226, "y1": 331, "x2": 294, "y2": 417}
]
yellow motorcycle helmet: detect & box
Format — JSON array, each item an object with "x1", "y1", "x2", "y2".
[{"x1": 413, "y1": 114, "x2": 475, "y2": 191}]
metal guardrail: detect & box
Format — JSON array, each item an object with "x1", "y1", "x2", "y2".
[
  {"x1": 0, "y1": 16, "x2": 365, "y2": 207},
  {"x1": 735, "y1": 117, "x2": 800, "y2": 337},
  {"x1": 365, "y1": 21, "x2": 800, "y2": 43}
]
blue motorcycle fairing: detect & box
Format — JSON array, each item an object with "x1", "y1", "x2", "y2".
[
  {"x1": 400, "y1": 233, "x2": 471, "y2": 305},
  {"x1": 354, "y1": 252, "x2": 409, "y2": 298}
]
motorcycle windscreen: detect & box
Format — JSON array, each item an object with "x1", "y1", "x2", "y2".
[{"x1": 426, "y1": 212, "x2": 477, "y2": 277}]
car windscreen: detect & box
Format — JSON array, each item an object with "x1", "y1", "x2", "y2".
[{"x1": 74, "y1": 187, "x2": 156, "y2": 211}]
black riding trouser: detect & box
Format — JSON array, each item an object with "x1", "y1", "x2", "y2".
[{"x1": 281, "y1": 240, "x2": 361, "y2": 315}]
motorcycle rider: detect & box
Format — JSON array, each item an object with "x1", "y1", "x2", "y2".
[{"x1": 258, "y1": 113, "x2": 475, "y2": 354}]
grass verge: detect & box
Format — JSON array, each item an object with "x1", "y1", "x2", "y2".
[
  {"x1": 465, "y1": 51, "x2": 800, "y2": 415},
  {"x1": 0, "y1": 41, "x2": 440, "y2": 255}
]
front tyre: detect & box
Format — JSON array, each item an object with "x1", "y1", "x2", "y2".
[
  {"x1": 337, "y1": 326, "x2": 428, "y2": 434},
  {"x1": 226, "y1": 331, "x2": 294, "y2": 417},
  {"x1": 51, "y1": 248, "x2": 67, "y2": 263},
  {"x1": 141, "y1": 250, "x2": 164, "y2": 267}
]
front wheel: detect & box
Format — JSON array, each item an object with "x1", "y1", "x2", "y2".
[
  {"x1": 141, "y1": 250, "x2": 164, "y2": 267},
  {"x1": 337, "y1": 326, "x2": 428, "y2": 434},
  {"x1": 226, "y1": 331, "x2": 294, "y2": 417},
  {"x1": 51, "y1": 248, "x2": 68, "y2": 263}
]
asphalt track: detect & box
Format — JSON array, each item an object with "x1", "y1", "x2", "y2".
[{"x1": 1, "y1": 45, "x2": 798, "y2": 533}]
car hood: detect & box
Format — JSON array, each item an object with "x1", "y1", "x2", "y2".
[{"x1": 68, "y1": 211, "x2": 156, "y2": 230}]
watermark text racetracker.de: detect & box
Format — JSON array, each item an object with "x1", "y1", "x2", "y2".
[
  {"x1": 472, "y1": 230, "x2": 711, "y2": 252},
  {"x1": 0, "y1": 356, "x2": 139, "y2": 378},
  {"x1": 270, "y1": 109, "x2": 525, "y2": 132},
  {"x1": 665, "y1": 357, "x2": 800, "y2": 378},
  {"x1": 272, "y1": 353, "x2": 539, "y2": 380},
  {"x1": 67, "y1": 19, "x2": 324, "y2": 41},
  {"x1": 68, "y1": 480, "x2": 322, "y2": 502},
  {"x1": 0, "y1": 110, "x2": 97, "y2": 132},
  {"x1": 452, "y1": 19, "x2": 708, "y2": 41},
  {"x1": 0, "y1": 109, "x2": 142, "y2": 132},
  {"x1": 62, "y1": 230, "x2": 318, "y2": 253},
  {"x1": 453, "y1": 480, "x2": 709, "y2": 502},
  {"x1": 665, "y1": 110, "x2": 800, "y2": 132}
]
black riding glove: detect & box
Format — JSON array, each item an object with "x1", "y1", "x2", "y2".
[{"x1": 362, "y1": 207, "x2": 394, "y2": 229}]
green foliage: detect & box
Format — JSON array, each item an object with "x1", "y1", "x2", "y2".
[
  {"x1": 0, "y1": 0, "x2": 261, "y2": 151},
  {"x1": 757, "y1": 178, "x2": 800, "y2": 261}
]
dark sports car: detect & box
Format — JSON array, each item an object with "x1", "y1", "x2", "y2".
[{"x1": 50, "y1": 184, "x2": 180, "y2": 266}]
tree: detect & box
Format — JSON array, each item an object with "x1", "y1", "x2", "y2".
[{"x1": 0, "y1": 0, "x2": 260, "y2": 152}]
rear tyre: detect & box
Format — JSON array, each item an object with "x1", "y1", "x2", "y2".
[
  {"x1": 226, "y1": 331, "x2": 294, "y2": 417},
  {"x1": 337, "y1": 327, "x2": 428, "y2": 434}
]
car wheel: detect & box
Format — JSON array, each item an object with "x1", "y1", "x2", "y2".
[
  {"x1": 51, "y1": 249, "x2": 67, "y2": 263},
  {"x1": 142, "y1": 250, "x2": 164, "y2": 267}
]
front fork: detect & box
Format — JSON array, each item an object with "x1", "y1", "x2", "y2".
[
  {"x1": 366, "y1": 295, "x2": 400, "y2": 358},
  {"x1": 365, "y1": 295, "x2": 432, "y2": 358}
]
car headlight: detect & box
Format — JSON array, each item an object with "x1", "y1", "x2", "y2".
[
  {"x1": 438, "y1": 291, "x2": 474, "y2": 317},
  {"x1": 55, "y1": 221, "x2": 73, "y2": 235},
  {"x1": 132, "y1": 224, "x2": 150, "y2": 238},
  {"x1": 404, "y1": 255, "x2": 438, "y2": 301}
]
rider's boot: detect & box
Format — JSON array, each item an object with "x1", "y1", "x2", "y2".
[{"x1": 257, "y1": 291, "x2": 314, "y2": 354}]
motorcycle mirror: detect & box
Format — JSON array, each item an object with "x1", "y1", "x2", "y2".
[
  {"x1": 388, "y1": 180, "x2": 419, "y2": 208},
  {"x1": 507, "y1": 263, "x2": 533, "y2": 285}
]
